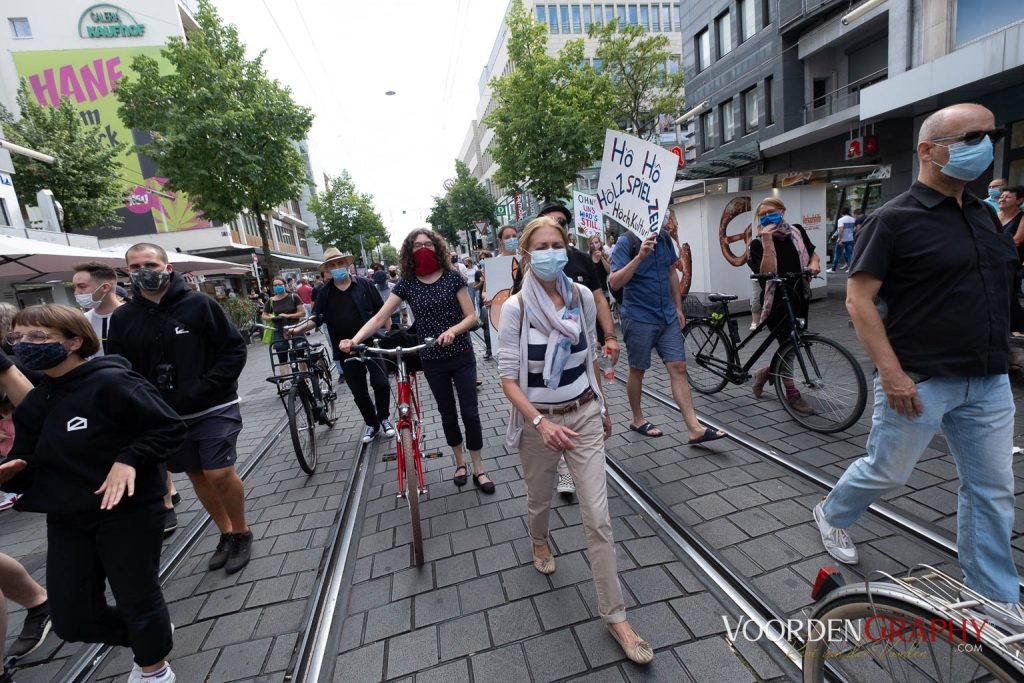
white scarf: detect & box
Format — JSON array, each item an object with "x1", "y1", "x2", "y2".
[{"x1": 521, "y1": 271, "x2": 580, "y2": 389}]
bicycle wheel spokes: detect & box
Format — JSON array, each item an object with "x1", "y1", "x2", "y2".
[
  {"x1": 774, "y1": 336, "x2": 867, "y2": 433},
  {"x1": 316, "y1": 356, "x2": 338, "y2": 427},
  {"x1": 682, "y1": 321, "x2": 730, "y2": 394},
  {"x1": 287, "y1": 382, "x2": 317, "y2": 474},
  {"x1": 399, "y1": 426, "x2": 424, "y2": 567}
]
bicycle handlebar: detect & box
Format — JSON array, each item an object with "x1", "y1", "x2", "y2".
[
  {"x1": 750, "y1": 270, "x2": 815, "y2": 282},
  {"x1": 350, "y1": 338, "x2": 437, "y2": 357}
]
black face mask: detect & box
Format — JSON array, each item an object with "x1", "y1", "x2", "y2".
[
  {"x1": 14, "y1": 341, "x2": 69, "y2": 371},
  {"x1": 130, "y1": 268, "x2": 170, "y2": 292}
]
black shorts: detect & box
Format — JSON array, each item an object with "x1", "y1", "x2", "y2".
[{"x1": 168, "y1": 403, "x2": 243, "y2": 474}]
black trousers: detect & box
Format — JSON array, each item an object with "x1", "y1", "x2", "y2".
[
  {"x1": 421, "y1": 351, "x2": 483, "y2": 451},
  {"x1": 46, "y1": 500, "x2": 171, "y2": 667},
  {"x1": 344, "y1": 356, "x2": 391, "y2": 428}
]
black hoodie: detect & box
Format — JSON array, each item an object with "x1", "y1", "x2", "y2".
[
  {"x1": 107, "y1": 273, "x2": 247, "y2": 415},
  {"x1": 2, "y1": 356, "x2": 186, "y2": 514}
]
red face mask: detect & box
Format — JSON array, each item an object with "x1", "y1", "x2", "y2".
[{"x1": 412, "y1": 247, "x2": 440, "y2": 276}]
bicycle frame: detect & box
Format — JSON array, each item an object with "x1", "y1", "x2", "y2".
[{"x1": 394, "y1": 358, "x2": 425, "y2": 497}]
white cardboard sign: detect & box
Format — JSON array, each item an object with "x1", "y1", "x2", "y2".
[
  {"x1": 573, "y1": 191, "x2": 602, "y2": 238},
  {"x1": 481, "y1": 255, "x2": 519, "y2": 340},
  {"x1": 595, "y1": 129, "x2": 678, "y2": 239}
]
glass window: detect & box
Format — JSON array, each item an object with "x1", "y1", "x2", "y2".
[
  {"x1": 617, "y1": 5, "x2": 626, "y2": 26},
  {"x1": 549, "y1": 5, "x2": 559, "y2": 32},
  {"x1": 651, "y1": 4, "x2": 660, "y2": 30},
  {"x1": 593, "y1": 57, "x2": 603, "y2": 72},
  {"x1": 696, "y1": 28, "x2": 711, "y2": 71},
  {"x1": 639, "y1": 4, "x2": 649, "y2": 29},
  {"x1": 955, "y1": 0, "x2": 1024, "y2": 47},
  {"x1": 605, "y1": 5, "x2": 615, "y2": 25},
  {"x1": 561, "y1": 5, "x2": 570, "y2": 32},
  {"x1": 763, "y1": 0, "x2": 773, "y2": 27},
  {"x1": 671, "y1": 3, "x2": 680, "y2": 30},
  {"x1": 8, "y1": 18, "x2": 30, "y2": 39},
  {"x1": 740, "y1": 0, "x2": 756, "y2": 41},
  {"x1": 583, "y1": 5, "x2": 593, "y2": 30},
  {"x1": 701, "y1": 110, "x2": 716, "y2": 150},
  {"x1": 668, "y1": 55, "x2": 680, "y2": 74},
  {"x1": 743, "y1": 87, "x2": 758, "y2": 133},
  {"x1": 537, "y1": 5, "x2": 546, "y2": 24},
  {"x1": 572, "y1": 4, "x2": 581, "y2": 32},
  {"x1": 765, "y1": 75, "x2": 774, "y2": 124},
  {"x1": 0, "y1": 199, "x2": 10, "y2": 227},
  {"x1": 721, "y1": 101, "x2": 735, "y2": 142},
  {"x1": 716, "y1": 11, "x2": 732, "y2": 56},
  {"x1": 628, "y1": 4, "x2": 638, "y2": 25}
]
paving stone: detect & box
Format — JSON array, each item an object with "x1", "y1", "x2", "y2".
[
  {"x1": 500, "y1": 564, "x2": 552, "y2": 601},
  {"x1": 338, "y1": 613, "x2": 364, "y2": 654},
  {"x1": 523, "y1": 627, "x2": 588, "y2": 683},
  {"x1": 458, "y1": 575, "x2": 506, "y2": 615},
  {"x1": 676, "y1": 637, "x2": 755, "y2": 682},
  {"x1": 197, "y1": 585, "x2": 251, "y2": 621},
  {"x1": 548, "y1": 551, "x2": 596, "y2": 589},
  {"x1": 392, "y1": 564, "x2": 436, "y2": 600},
  {"x1": 451, "y1": 526, "x2": 491, "y2": 554},
  {"x1": 621, "y1": 536, "x2": 676, "y2": 566},
  {"x1": 470, "y1": 643, "x2": 530, "y2": 683},
  {"x1": 435, "y1": 552, "x2": 479, "y2": 588},
  {"x1": 208, "y1": 637, "x2": 272, "y2": 682},
  {"x1": 202, "y1": 609, "x2": 260, "y2": 650},
  {"x1": 347, "y1": 576, "x2": 392, "y2": 614},
  {"x1": 254, "y1": 600, "x2": 307, "y2": 639},
  {"x1": 416, "y1": 658, "x2": 471, "y2": 683},
  {"x1": 437, "y1": 612, "x2": 491, "y2": 661},
  {"x1": 386, "y1": 626, "x2": 440, "y2": 679},
  {"x1": 372, "y1": 545, "x2": 412, "y2": 578},
  {"x1": 621, "y1": 566, "x2": 684, "y2": 604},
  {"x1": 414, "y1": 585, "x2": 462, "y2": 628},
  {"x1": 622, "y1": 651, "x2": 695, "y2": 683},
  {"x1": 737, "y1": 536, "x2": 803, "y2": 572},
  {"x1": 474, "y1": 542, "x2": 518, "y2": 575},
  {"x1": 332, "y1": 641, "x2": 384, "y2": 683},
  {"x1": 364, "y1": 597, "x2": 412, "y2": 642},
  {"x1": 486, "y1": 598, "x2": 542, "y2": 646}
]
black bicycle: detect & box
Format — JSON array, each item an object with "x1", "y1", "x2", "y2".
[
  {"x1": 682, "y1": 271, "x2": 867, "y2": 433},
  {"x1": 262, "y1": 321, "x2": 338, "y2": 473}
]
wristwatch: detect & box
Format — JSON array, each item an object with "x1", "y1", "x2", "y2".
[{"x1": 532, "y1": 414, "x2": 545, "y2": 428}]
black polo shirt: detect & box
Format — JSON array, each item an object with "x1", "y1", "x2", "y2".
[{"x1": 850, "y1": 181, "x2": 1017, "y2": 377}]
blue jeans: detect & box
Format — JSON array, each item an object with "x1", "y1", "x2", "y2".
[
  {"x1": 822, "y1": 374, "x2": 1019, "y2": 602},
  {"x1": 831, "y1": 241, "x2": 854, "y2": 269}
]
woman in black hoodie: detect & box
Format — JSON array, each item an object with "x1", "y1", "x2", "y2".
[{"x1": 0, "y1": 304, "x2": 186, "y2": 683}]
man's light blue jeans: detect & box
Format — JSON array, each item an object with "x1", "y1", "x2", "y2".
[{"x1": 822, "y1": 374, "x2": 1019, "y2": 602}]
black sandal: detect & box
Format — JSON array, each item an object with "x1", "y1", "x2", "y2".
[
  {"x1": 453, "y1": 465, "x2": 468, "y2": 487},
  {"x1": 473, "y1": 473, "x2": 495, "y2": 495}
]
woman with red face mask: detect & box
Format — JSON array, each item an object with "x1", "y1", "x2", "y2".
[{"x1": 340, "y1": 229, "x2": 492, "y2": 494}]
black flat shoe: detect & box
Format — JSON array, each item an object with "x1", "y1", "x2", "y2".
[
  {"x1": 473, "y1": 473, "x2": 495, "y2": 495},
  {"x1": 453, "y1": 465, "x2": 468, "y2": 487}
]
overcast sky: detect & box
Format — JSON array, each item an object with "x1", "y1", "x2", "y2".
[{"x1": 212, "y1": 0, "x2": 509, "y2": 247}]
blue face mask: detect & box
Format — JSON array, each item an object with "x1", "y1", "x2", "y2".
[
  {"x1": 933, "y1": 135, "x2": 994, "y2": 182},
  {"x1": 503, "y1": 237, "x2": 519, "y2": 252},
  {"x1": 529, "y1": 248, "x2": 569, "y2": 281},
  {"x1": 989, "y1": 187, "x2": 1003, "y2": 200},
  {"x1": 759, "y1": 213, "x2": 783, "y2": 227},
  {"x1": 273, "y1": 284, "x2": 285, "y2": 295},
  {"x1": 331, "y1": 268, "x2": 349, "y2": 281}
]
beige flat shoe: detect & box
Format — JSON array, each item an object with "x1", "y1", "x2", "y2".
[
  {"x1": 606, "y1": 623, "x2": 654, "y2": 664},
  {"x1": 532, "y1": 545, "x2": 556, "y2": 574}
]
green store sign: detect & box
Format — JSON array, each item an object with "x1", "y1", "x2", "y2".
[{"x1": 78, "y1": 4, "x2": 145, "y2": 39}]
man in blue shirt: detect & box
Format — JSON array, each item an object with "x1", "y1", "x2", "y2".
[{"x1": 609, "y1": 225, "x2": 725, "y2": 445}]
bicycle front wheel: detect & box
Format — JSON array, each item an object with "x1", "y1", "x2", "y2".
[
  {"x1": 287, "y1": 382, "x2": 317, "y2": 474},
  {"x1": 803, "y1": 588, "x2": 1022, "y2": 682},
  {"x1": 400, "y1": 426, "x2": 424, "y2": 567},
  {"x1": 682, "y1": 320, "x2": 731, "y2": 394},
  {"x1": 774, "y1": 335, "x2": 867, "y2": 433},
  {"x1": 314, "y1": 354, "x2": 337, "y2": 428}
]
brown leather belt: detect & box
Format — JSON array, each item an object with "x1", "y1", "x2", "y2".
[{"x1": 536, "y1": 389, "x2": 597, "y2": 416}]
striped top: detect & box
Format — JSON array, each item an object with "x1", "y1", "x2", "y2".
[{"x1": 524, "y1": 308, "x2": 591, "y2": 405}]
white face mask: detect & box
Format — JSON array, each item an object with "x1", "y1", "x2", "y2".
[{"x1": 74, "y1": 285, "x2": 105, "y2": 310}]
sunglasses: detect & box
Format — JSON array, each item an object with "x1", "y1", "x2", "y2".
[
  {"x1": 551, "y1": 216, "x2": 570, "y2": 228},
  {"x1": 930, "y1": 128, "x2": 1006, "y2": 146}
]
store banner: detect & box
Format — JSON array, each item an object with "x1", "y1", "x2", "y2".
[
  {"x1": 573, "y1": 191, "x2": 601, "y2": 238},
  {"x1": 595, "y1": 129, "x2": 678, "y2": 239}
]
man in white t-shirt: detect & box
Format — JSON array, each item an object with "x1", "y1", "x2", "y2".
[
  {"x1": 72, "y1": 261, "x2": 181, "y2": 536},
  {"x1": 828, "y1": 207, "x2": 857, "y2": 273}
]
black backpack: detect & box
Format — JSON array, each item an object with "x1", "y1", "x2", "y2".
[{"x1": 609, "y1": 232, "x2": 641, "y2": 304}]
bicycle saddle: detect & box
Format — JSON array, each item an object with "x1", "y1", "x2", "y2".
[{"x1": 707, "y1": 293, "x2": 738, "y2": 302}]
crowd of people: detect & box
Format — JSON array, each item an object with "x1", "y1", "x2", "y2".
[{"x1": 0, "y1": 101, "x2": 1020, "y2": 679}]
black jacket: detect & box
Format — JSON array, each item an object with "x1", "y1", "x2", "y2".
[
  {"x1": 107, "y1": 274, "x2": 247, "y2": 415},
  {"x1": 2, "y1": 356, "x2": 186, "y2": 513},
  {"x1": 312, "y1": 277, "x2": 386, "y2": 353}
]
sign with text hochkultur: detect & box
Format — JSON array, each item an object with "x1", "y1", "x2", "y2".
[{"x1": 595, "y1": 129, "x2": 678, "y2": 240}]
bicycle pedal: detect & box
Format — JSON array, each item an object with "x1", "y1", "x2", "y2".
[
  {"x1": 382, "y1": 452, "x2": 397, "y2": 462},
  {"x1": 423, "y1": 451, "x2": 444, "y2": 459},
  {"x1": 419, "y1": 487, "x2": 428, "y2": 495}
]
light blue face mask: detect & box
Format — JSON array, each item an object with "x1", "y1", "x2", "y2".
[
  {"x1": 503, "y1": 237, "x2": 519, "y2": 252},
  {"x1": 759, "y1": 213, "x2": 783, "y2": 227},
  {"x1": 331, "y1": 267, "x2": 350, "y2": 281},
  {"x1": 933, "y1": 135, "x2": 994, "y2": 182},
  {"x1": 273, "y1": 284, "x2": 285, "y2": 294},
  {"x1": 989, "y1": 187, "x2": 1003, "y2": 200},
  {"x1": 529, "y1": 248, "x2": 568, "y2": 281}
]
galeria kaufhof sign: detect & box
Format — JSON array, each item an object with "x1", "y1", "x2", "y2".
[{"x1": 79, "y1": 4, "x2": 145, "y2": 38}]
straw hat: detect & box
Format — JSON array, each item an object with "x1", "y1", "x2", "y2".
[{"x1": 320, "y1": 248, "x2": 354, "y2": 268}]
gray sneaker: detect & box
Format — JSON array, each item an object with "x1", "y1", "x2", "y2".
[
  {"x1": 381, "y1": 419, "x2": 396, "y2": 438},
  {"x1": 813, "y1": 502, "x2": 858, "y2": 564},
  {"x1": 361, "y1": 425, "x2": 378, "y2": 443}
]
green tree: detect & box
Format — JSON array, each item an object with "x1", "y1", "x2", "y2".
[
  {"x1": 591, "y1": 22, "x2": 686, "y2": 139},
  {"x1": 115, "y1": 0, "x2": 313, "y2": 278},
  {"x1": 306, "y1": 170, "x2": 388, "y2": 258},
  {"x1": 380, "y1": 244, "x2": 398, "y2": 265},
  {"x1": 426, "y1": 194, "x2": 461, "y2": 247},
  {"x1": 446, "y1": 160, "x2": 496, "y2": 250},
  {"x1": 0, "y1": 82, "x2": 124, "y2": 231},
  {"x1": 484, "y1": 0, "x2": 614, "y2": 203}
]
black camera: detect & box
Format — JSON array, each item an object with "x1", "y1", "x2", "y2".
[{"x1": 154, "y1": 363, "x2": 176, "y2": 391}]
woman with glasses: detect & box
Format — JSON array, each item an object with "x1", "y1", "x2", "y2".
[
  {"x1": 497, "y1": 216, "x2": 653, "y2": 665},
  {"x1": 340, "y1": 229, "x2": 493, "y2": 494},
  {"x1": 0, "y1": 304, "x2": 185, "y2": 683},
  {"x1": 748, "y1": 197, "x2": 822, "y2": 414}
]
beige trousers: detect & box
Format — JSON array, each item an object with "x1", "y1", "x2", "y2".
[{"x1": 518, "y1": 398, "x2": 626, "y2": 623}]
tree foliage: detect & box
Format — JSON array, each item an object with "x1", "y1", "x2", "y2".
[
  {"x1": 0, "y1": 82, "x2": 125, "y2": 231},
  {"x1": 306, "y1": 170, "x2": 388, "y2": 260},
  {"x1": 380, "y1": 244, "x2": 398, "y2": 265},
  {"x1": 591, "y1": 22, "x2": 686, "y2": 139},
  {"x1": 426, "y1": 194, "x2": 460, "y2": 247},
  {"x1": 445, "y1": 160, "x2": 496, "y2": 249},
  {"x1": 115, "y1": 0, "x2": 313, "y2": 277},
  {"x1": 484, "y1": 0, "x2": 614, "y2": 203}
]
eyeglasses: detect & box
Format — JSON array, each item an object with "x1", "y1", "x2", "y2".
[
  {"x1": 412, "y1": 241, "x2": 433, "y2": 249},
  {"x1": 930, "y1": 128, "x2": 1006, "y2": 146},
  {"x1": 5, "y1": 331, "x2": 63, "y2": 345}
]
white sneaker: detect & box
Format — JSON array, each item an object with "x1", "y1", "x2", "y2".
[
  {"x1": 127, "y1": 664, "x2": 175, "y2": 683},
  {"x1": 556, "y1": 473, "x2": 576, "y2": 494},
  {"x1": 983, "y1": 601, "x2": 1024, "y2": 634},
  {"x1": 361, "y1": 425, "x2": 378, "y2": 443},
  {"x1": 0, "y1": 492, "x2": 18, "y2": 511},
  {"x1": 813, "y1": 502, "x2": 858, "y2": 564},
  {"x1": 381, "y1": 419, "x2": 396, "y2": 438},
  {"x1": 749, "y1": 321, "x2": 759, "y2": 331}
]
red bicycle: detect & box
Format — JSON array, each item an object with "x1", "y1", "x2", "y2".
[{"x1": 350, "y1": 337, "x2": 434, "y2": 567}]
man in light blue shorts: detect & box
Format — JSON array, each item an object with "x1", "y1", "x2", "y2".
[{"x1": 609, "y1": 224, "x2": 725, "y2": 445}]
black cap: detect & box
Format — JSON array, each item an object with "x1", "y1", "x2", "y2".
[{"x1": 538, "y1": 203, "x2": 571, "y2": 222}]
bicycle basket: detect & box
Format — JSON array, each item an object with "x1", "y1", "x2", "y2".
[
  {"x1": 682, "y1": 293, "x2": 722, "y2": 320},
  {"x1": 376, "y1": 325, "x2": 423, "y2": 374}
]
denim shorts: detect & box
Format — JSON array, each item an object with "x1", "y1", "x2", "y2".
[{"x1": 621, "y1": 318, "x2": 686, "y2": 370}]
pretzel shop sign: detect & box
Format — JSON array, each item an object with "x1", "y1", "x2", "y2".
[
  {"x1": 595, "y1": 130, "x2": 679, "y2": 239},
  {"x1": 78, "y1": 4, "x2": 146, "y2": 39}
]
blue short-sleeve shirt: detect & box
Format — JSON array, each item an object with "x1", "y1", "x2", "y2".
[{"x1": 610, "y1": 230, "x2": 678, "y2": 325}]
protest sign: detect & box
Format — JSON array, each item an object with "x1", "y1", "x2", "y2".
[
  {"x1": 573, "y1": 191, "x2": 602, "y2": 238},
  {"x1": 595, "y1": 129, "x2": 679, "y2": 239},
  {"x1": 482, "y1": 255, "x2": 518, "y2": 339}
]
